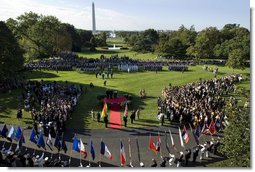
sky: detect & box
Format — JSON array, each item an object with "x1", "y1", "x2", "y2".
[{"x1": 0, "y1": 0, "x2": 250, "y2": 31}]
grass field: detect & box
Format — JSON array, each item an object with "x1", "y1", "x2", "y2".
[
  {"x1": 76, "y1": 37, "x2": 160, "y2": 60},
  {"x1": 0, "y1": 65, "x2": 250, "y2": 129},
  {"x1": 76, "y1": 49, "x2": 159, "y2": 61}
]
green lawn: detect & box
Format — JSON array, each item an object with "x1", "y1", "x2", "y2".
[
  {"x1": 77, "y1": 37, "x2": 159, "y2": 60},
  {"x1": 76, "y1": 49, "x2": 158, "y2": 61},
  {"x1": 0, "y1": 65, "x2": 250, "y2": 129}
]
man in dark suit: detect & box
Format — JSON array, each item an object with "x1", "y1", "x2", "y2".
[
  {"x1": 104, "y1": 115, "x2": 108, "y2": 128},
  {"x1": 123, "y1": 116, "x2": 127, "y2": 127}
]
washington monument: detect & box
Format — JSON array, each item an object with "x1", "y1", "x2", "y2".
[{"x1": 92, "y1": 2, "x2": 96, "y2": 34}]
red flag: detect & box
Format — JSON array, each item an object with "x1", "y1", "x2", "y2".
[
  {"x1": 208, "y1": 119, "x2": 216, "y2": 135},
  {"x1": 120, "y1": 141, "x2": 126, "y2": 166},
  {"x1": 148, "y1": 135, "x2": 157, "y2": 154}
]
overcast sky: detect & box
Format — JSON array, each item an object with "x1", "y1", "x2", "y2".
[{"x1": 0, "y1": 0, "x2": 250, "y2": 31}]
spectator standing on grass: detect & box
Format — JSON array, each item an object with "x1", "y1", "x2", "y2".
[
  {"x1": 123, "y1": 115, "x2": 127, "y2": 127},
  {"x1": 130, "y1": 111, "x2": 135, "y2": 124},
  {"x1": 17, "y1": 109, "x2": 23, "y2": 120},
  {"x1": 104, "y1": 115, "x2": 108, "y2": 128},
  {"x1": 97, "y1": 111, "x2": 100, "y2": 122}
]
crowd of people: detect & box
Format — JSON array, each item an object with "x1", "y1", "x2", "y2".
[
  {"x1": 144, "y1": 63, "x2": 162, "y2": 71},
  {"x1": 22, "y1": 80, "x2": 82, "y2": 136},
  {"x1": 0, "y1": 79, "x2": 25, "y2": 94},
  {"x1": 23, "y1": 51, "x2": 197, "y2": 73},
  {"x1": 158, "y1": 74, "x2": 242, "y2": 128},
  {"x1": 168, "y1": 65, "x2": 188, "y2": 71},
  {"x1": 0, "y1": 146, "x2": 71, "y2": 167}
]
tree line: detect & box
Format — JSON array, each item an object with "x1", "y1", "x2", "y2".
[
  {"x1": 5, "y1": 12, "x2": 109, "y2": 62},
  {"x1": 120, "y1": 24, "x2": 250, "y2": 70}
]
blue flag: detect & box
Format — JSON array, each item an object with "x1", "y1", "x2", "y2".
[
  {"x1": 1, "y1": 124, "x2": 8, "y2": 138},
  {"x1": 72, "y1": 135, "x2": 80, "y2": 153},
  {"x1": 61, "y1": 133, "x2": 67, "y2": 153},
  {"x1": 90, "y1": 140, "x2": 95, "y2": 160},
  {"x1": 15, "y1": 126, "x2": 22, "y2": 141},
  {"x1": 37, "y1": 131, "x2": 45, "y2": 149},
  {"x1": 29, "y1": 128, "x2": 37, "y2": 144}
]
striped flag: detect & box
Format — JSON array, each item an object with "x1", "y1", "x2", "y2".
[
  {"x1": 120, "y1": 141, "x2": 126, "y2": 166},
  {"x1": 181, "y1": 126, "x2": 190, "y2": 144},
  {"x1": 101, "y1": 141, "x2": 113, "y2": 160},
  {"x1": 79, "y1": 138, "x2": 87, "y2": 159},
  {"x1": 101, "y1": 102, "x2": 108, "y2": 118},
  {"x1": 156, "y1": 132, "x2": 161, "y2": 152},
  {"x1": 7, "y1": 126, "x2": 16, "y2": 142}
]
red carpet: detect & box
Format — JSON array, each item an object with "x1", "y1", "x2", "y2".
[{"x1": 109, "y1": 104, "x2": 122, "y2": 129}]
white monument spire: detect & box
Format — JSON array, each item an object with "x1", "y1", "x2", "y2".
[{"x1": 92, "y1": 2, "x2": 96, "y2": 34}]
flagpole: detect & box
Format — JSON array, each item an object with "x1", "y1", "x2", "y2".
[
  {"x1": 33, "y1": 148, "x2": 36, "y2": 156},
  {"x1": 169, "y1": 129, "x2": 177, "y2": 152},
  {"x1": 164, "y1": 131, "x2": 170, "y2": 155},
  {"x1": 159, "y1": 131, "x2": 162, "y2": 158},
  {"x1": 80, "y1": 149, "x2": 81, "y2": 165},
  {"x1": 178, "y1": 127, "x2": 185, "y2": 151},
  {"x1": 136, "y1": 137, "x2": 141, "y2": 164},
  {"x1": 189, "y1": 123, "x2": 197, "y2": 145},
  {"x1": 2, "y1": 140, "x2": 6, "y2": 148},
  {"x1": 99, "y1": 138, "x2": 102, "y2": 167},
  {"x1": 69, "y1": 147, "x2": 73, "y2": 165},
  {"x1": 87, "y1": 137, "x2": 92, "y2": 167},
  {"x1": 128, "y1": 138, "x2": 133, "y2": 167}
]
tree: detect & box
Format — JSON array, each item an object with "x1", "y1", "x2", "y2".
[
  {"x1": 62, "y1": 23, "x2": 81, "y2": 52},
  {"x1": 0, "y1": 21, "x2": 24, "y2": 80},
  {"x1": 155, "y1": 25, "x2": 197, "y2": 58},
  {"x1": 226, "y1": 49, "x2": 247, "y2": 70},
  {"x1": 95, "y1": 32, "x2": 107, "y2": 47},
  {"x1": 219, "y1": 105, "x2": 250, "y2": 167},
  {"x1": 186, "y1": 27, "x2": 220, "y2": 58},
  {"x1": 77, "y1": 29, "x2": 93, "y2": 49},
  {"x1": 132, "y1": 29, "x2": 159, "y2": 52},
  {"x1": 6, "y1": 12, "x2": 72, "y2": 61}
]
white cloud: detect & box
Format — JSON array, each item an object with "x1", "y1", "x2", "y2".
[{"x1": 0, "y1": 0, "x2": 145, "y2": 30}]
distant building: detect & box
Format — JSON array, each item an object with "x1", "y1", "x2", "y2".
[{"x1": 109, "y1": 31, "x2": 116, "y2": 38}]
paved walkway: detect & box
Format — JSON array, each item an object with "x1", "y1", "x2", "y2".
[{"x1": 0, "y1": 123, "x2": 225, "y2": 167}]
